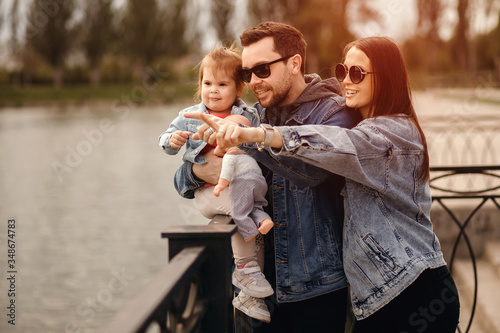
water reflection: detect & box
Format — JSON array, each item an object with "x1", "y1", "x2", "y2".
[{"x1": 0, "y1": 104, "x2": 207, "y2": 332}]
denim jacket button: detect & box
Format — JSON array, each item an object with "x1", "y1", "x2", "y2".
[
  {"x1": 288, "y1": 140, "x2": 296, "y2": 147},
  {"x1": 357, "y1": 309, "x2": 363, "y2": 316},
  {"x1": 193, "y1": 150, "x2": 198, "y2": 154}
]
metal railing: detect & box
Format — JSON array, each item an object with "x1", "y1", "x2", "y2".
[
  {"x1": 429, "y1": 165, "x2": 500, "y2": 333},
  {"x1": 102, "y1": 215, "x2": 237, "y2": 333},
  {"x1": 422, "y1": 113, "x2": 500, "y2": 166},
  {"x1": 103, "y1": 166, "x2": 500, "y2": 333}
]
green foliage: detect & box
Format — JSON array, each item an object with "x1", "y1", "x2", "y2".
[
  {"x1": 119, "y1": 0, "x2": 165, "y2": 64},
  {"x1": 82, "y1": 0, "x2": 115, "y2": 69},
  {"x1": 99, "y1": 54, "x2": 134, "y2": 83},
  {"x1": 2, "y1": 0, "x2": 499, "y2": 94},
  {"x1": 211, "y1": 0, "x2": 235, "y2": 43},
  {"x1": 0, "y1": 82, "x2": 196, "y2": 107},
  {"x1": 26, "y1": 0, "x2": 77, "y2": 72},
  {"x1": 119, "y1": 0, "x2": 189, "y2": 66},
  {"x1": 0, "y1": 69, "x2": 10, "y2": 84}
]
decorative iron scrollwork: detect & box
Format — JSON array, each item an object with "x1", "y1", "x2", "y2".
[{"x1": 430, "y1": 165, "x2": 500, "y2": 333}]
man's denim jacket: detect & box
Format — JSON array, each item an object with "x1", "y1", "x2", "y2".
[
  {"x1": 173, "y1": 76, "x2": 358, "y2": 303},
  {"x1": 275, "y1": 116, "x2": 447, "y2": 319},
  {"x1": 158, "y1": 99, "x2": 259, "y2": 164}
]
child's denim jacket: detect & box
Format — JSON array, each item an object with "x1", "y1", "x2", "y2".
[
  {"x1": 275, "y1": 115, "x2": 447, "y2": 319},
  {"x1": 159, "y1": 98, "x2": 259, "y2": 164}
]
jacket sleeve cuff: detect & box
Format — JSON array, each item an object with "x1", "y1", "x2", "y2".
[
  {"x1": 271, "y1": 127, "x2": 300, "y2": 156},
  {"x1": 174, "y1": 162, "x2": 205, "y2": 199}
]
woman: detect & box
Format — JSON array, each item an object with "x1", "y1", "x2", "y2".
[{"x1": 186, "y1": 36, "x2": 460, "y2": 332}]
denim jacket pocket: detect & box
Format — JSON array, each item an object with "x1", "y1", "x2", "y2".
[
  {"x1": 346, "y1": 232, "x2": 402, "y2": 302},
  {"x1": 360, "y1": 234, "x2": 400, "y2": 281}
]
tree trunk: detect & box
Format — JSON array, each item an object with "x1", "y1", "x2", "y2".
[
  {"x1": 90, "y1": 67, "x2": 101, "y2": 87},
  {"x1": 456, "y1": 0, "x2": 469, "y2": 71},
  {"x1": 495, "y1": 57, "x2": 500, "y2": 83},
  {"x1": 53, "y1": 66, "x2": 64, "y2": 89}
]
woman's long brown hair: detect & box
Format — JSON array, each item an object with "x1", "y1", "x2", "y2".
[{"x1": 343, "y1": 37, "x2": 430, "y2": 182}]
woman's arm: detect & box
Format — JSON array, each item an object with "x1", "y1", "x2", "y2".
[
  {"x1": 184, "y1": 112, "x2": 283, "y2": 150},
  {"x1": 183, "y1": 112, "x2": 334, "y2": 187}
]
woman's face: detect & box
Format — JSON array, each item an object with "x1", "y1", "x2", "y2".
[{"x1": 342, "y1": 46, "x2": 374, "y2": 118}]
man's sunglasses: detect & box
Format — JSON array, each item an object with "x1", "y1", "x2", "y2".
[
  {"x1": 335, "y1": 63, "x2": 375, "y2": 84},
  {"x1": 238, "y1": 55, "x2": 294, "y2": 83}
]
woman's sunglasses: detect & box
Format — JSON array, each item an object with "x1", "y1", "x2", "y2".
[
  {"x1": 335, "y1": 63, "x2": 375, "y2": 84},
  {"x1": 238, "y1": 55, "x2": 294, "y2": 83}
]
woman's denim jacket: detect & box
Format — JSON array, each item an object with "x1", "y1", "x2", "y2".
[
  {"x1": 275, "y1": 116, "x2": 447, "y2": 319},
  {"x1": 173, "y1": 76, "x2": 358, "y2": 303},
  {"x1": 158, "y1": 99, "x2": 259, "y2": 163}
]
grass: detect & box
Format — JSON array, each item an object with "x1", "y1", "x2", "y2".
[
  {"x1": 2, "y1": 82, "x2": 497, "y2": 108},
  {"x1": 0, "y1": 82, "x2": 198, "y2": 107}
]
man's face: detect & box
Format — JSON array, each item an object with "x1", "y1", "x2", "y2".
[{"x1": 241, "y1": 37, "x2": 293, "y2": 108}]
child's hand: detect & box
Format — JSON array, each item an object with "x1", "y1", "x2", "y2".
[
  {"x1": 213, "y1": 184, "x2": 224, "y2": 197},
  {"x1": 169, "y1": 131, "x2": 191, "y2": 148},
  {"x1": 214, "y1": 146, "x2": 227, "y2": 157},
  {"x1": 213, "y1": 178, "x2": 230, "y2": 197}
]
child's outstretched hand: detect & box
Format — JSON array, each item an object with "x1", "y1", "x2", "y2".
[{"x1": 169, "y1": 131, "x2": 191, "y2": 148}]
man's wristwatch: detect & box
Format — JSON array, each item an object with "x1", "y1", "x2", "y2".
[{"x1": 257, "y1": 123, "x2": 274, "y2": 151}]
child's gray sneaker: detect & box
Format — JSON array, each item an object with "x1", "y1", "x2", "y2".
[
  {"x1": 232, "y1": 261, "x2": 274, "y2": 298},
  {"x1": 232, "y1": 291, "x2": 271, "y2": 323}
]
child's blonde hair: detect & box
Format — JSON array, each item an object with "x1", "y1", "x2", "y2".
[{"x1": 195, "y1": 42, "x2": 245, "y2": 101}]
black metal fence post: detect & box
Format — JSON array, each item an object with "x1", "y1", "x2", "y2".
[{"x1": 162, "y1": 216, "x2": 237, "y2": 332}]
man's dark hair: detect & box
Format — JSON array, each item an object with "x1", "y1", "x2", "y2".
[{"x1": 240, "y1": 21, "x2": 307, "y2": 75}]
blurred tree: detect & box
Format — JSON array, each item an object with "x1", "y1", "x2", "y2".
[
  {"x1": 121, "y1": 0, "x2": 188, "y2": 80},
  {"x1": 26, "y1": 0, "x2": 77, "y2": 88},
  {"x1": 416, "y1": 0, "x2": 445, "y2": 73},
  {"x1": 453, "y1": 0, "x2": 470, "y2": 71},
  {"x1": 162, "y1": 0, "x2": 190, "y2": 57},
  {"x1": 82, "y1": 0, "x2": 115, "y2": 86},
  {"x1": 475, "y1": 11, "x2": 500, "y2": 80},
  {"x1": 0, "y1": 4, "x2": 3, "y2": 35},
  {"x1": 490, "y1": 14, "x2": 500, "y2": 81},
  {"x1": 247, "y1": 0, "x2": 376, "y2": 77},
  {"x1": 292, "y1": 0, "x2": 354, "y2": 75},
  {"x1": 9, "y1": 0, "x2": 21, "y2": 85},
  {"x1": 121, "y1": 0, "x2": 164, "y2": 76},
  {"x1": 247, "y1": 0, "x2": 289, "y2": 24},
  {"x1": 211, "y1": 0, "x2": 234, "y2": 42}
]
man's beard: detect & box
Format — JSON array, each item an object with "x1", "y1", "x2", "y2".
[{"x1": 253, "y1": 73, "x2": 293, "y2": 109}]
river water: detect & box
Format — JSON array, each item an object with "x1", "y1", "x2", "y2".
[
  {"x1": 0, "y1": 91, "x2": 499, "y2": 332},
  {"x1": 0, "y1": 103, "x2": 208, "y2": 333}
]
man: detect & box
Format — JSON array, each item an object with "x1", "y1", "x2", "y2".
[{"x1": 174, "y1": 22, "x2": 359, "y2": 332}]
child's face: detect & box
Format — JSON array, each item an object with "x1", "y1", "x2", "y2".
[{"x1": 201, "y1": 67, "x2": 239, "y2": 114}]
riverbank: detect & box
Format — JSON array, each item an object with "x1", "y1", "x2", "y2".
[
  {"x1": 0, "y1": 83, "x2": 196, "y2": 108},
  {"x1": 0, "y1": 83, "x2": 260, "y2": 108}
]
